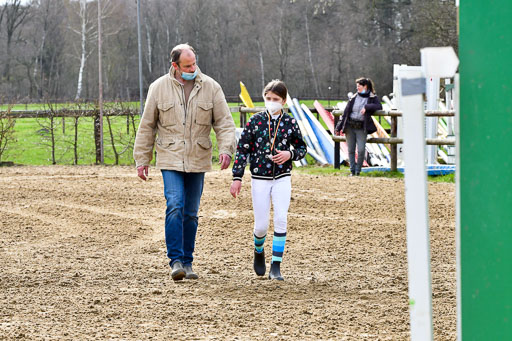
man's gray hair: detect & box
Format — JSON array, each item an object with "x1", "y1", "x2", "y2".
[{"x1": 170, "y1": 43, "x2": 196, "y2": 64}]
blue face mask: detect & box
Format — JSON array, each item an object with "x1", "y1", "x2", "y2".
[
  {"x1": 359, "y1": 89, "x2": 367, "y2": 95},
  {"x1": 181, "y1": 69, "x2": 198, "y2": 81}
]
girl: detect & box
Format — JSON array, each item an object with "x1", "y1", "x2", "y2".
[
  {"x1": 230, "y1": 80, "x2": 307, "y2": 280},
  {"x1": 335, "y1": 77, "x2": 382, "y2": 176}
]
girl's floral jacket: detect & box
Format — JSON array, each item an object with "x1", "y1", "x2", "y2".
[{"x1": 232, "y1": 111, "x2": 307, "y2": 181}]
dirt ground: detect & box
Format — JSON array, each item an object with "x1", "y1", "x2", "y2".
[{"x1": 0, "y1": 166, "x2": 456, "y2": 340}]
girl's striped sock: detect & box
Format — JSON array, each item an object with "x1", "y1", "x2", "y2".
[
  {"x1": 271, "y1": 232, "x2": 287, "y2": 263},
  {"x1": 254, "y1": 233, "x2": 266, "y2": 253}
]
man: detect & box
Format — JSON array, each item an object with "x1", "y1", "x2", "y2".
[{"x1": 133, "y1": 43, "x2": 236, "y2": 281}]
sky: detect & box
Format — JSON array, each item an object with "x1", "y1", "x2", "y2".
[
  {"x1": 0, "y1": 0, "x2": 32, "y2": 4},
  {"x1": 0, "y1": 0, "x2": 94, "y2": 4}
]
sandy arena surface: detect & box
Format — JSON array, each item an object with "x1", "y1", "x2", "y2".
[{"x1": 0, "y1": 166, "x2": 456, "y2": 340}]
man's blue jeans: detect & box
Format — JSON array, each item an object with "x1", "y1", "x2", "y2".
[{"x1": 161, "y1": 170, "x2": 205, "y2": 267}]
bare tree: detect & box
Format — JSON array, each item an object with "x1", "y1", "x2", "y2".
[
  {"x1": 0, "y1": 3, "x2": 7, "y2": 34},
  {"x1": 30, "y1": 0, "x2": 65, "y2": 98},
  {"x1": 0, "y1": 0, "x2": 458, "y2": 102},
  {"x1": 69, "y1": 0, "x2": 95, "y2": 100},
  {"x1": 304, "y1": 1, "x2": 320, "y2": 97},
  {"x1": 36, "y1": 102, "x2": 62, "y2": 165},
  {"x1": 66, "y1": 0, "x2": 120, "y2": 100},
  {"x1": 2, "y1": 0, "x2": 30, "y2": 81},
  {"x1": 270, "y1": 0, "x2": 294, "y2": 82},
  {"x1": 144, "y1": 20, "x2": 153, "y2": 75},
  {"x1": 0, "y1": 105, "x2": 16, "y2": 163},
  {"x1": 104, "y1": 103, "x2": 135, "y2": 165},
  {"x1": 241, "y1": 0, "x2": 266, "y2": 90}
]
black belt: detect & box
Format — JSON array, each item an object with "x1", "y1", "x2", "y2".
[{"x1": 348, "y1": 119, "x2": 364, "y2": 129}]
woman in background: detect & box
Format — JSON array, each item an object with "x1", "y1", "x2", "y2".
[{"x1": 335, "y1": 77, "x2": 382, "y2": 176}]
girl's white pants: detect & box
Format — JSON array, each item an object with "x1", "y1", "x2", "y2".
[{"x1": 251, "y1": 176, "x2": 291, "y2": 237}]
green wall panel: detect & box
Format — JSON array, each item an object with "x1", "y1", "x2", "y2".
[{"x1": 459, "y1": 1, "x2": 512, "y2": 339}]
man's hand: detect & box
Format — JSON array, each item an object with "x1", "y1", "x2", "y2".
[
  {"x1": 219, "y1": 154, "x2": 232, "y2": 170},
  {"x1": 271, "y1": 150, "x2": 291, "y2": 165},
  {"x1": 137, "y1": 165, "x2": 149, "y2": 181},
  {"x1": 230, "y1": 180, "x2": 242, "y2": 198}
]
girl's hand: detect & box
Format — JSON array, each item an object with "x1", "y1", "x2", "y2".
[
  {"x1": 230, "y1": 180, "x2": 242, "y2": 198},
  {"x1": 360, "y1": 107, "x2": 366, "y2": 114},
  {"x1": 272, "y1": 150, "x2": 291, "y2": 165}
]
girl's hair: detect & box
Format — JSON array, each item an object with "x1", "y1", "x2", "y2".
[
  {"x1": 263, "y1": 79, "x2": 288, "y2": 100},
  {"x1": 356, "y1": 77, "x2": 376, "y2": 94}
]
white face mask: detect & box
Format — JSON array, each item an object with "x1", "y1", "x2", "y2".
[{"x1": 264, "y1": 100, "x2": 283, "y2": 114}]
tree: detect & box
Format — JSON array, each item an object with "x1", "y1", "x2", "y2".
[
  {"x1": 0, "y1": 106, "x2": 16, "y2": 163},
  {"x1": 2, "y1": 0, "x2": 30, "y2": 81},
  {"x1": 0, "y1": 4, "x2": 7, "y2": 34},
  {"x1": 272, "y1": 0, "x2": 293, "y2": 81},
  {"x1": 242, "y1": 0, "x2": 266, "y2": 91},
  {"x1": 30, "y1": 0, "x2": 64, "y2": 98},
  {"x1": 304, "y1": 1, "x2": 320, "y2": 97},
  {"x1": 0, "y1": 0, "x2": 458, "y2": 101},
  {"x1": 69, "y1": 0, "x2": 95, "y2": 100}
]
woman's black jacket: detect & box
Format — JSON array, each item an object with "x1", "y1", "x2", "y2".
[{"x1": 335, "y1": 93, "x2": 382, "y2": 134}]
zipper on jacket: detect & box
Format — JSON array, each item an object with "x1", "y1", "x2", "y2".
[
  {"x1": 272, "y1": 117, "x2": 276, "y2": 179},
  {"x1": 179, "y1": 85, "x2": 187, "y2": 172},
  {"x1": 180, "y1": 86, "x2": 187, "y2": 121}
]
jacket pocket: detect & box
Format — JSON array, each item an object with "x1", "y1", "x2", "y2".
[
  {"x1": 195, "y1": 102, "x2": 213, "y2": 126},
  {"x1": 158, "y1": 102, "x2": 177, "y2": 127},
  {"x1": 192, "y1": 136, "x2": 213, "y2": 168},
  {"x1": 156, "y1": 136, "x2": 177, "y2": 149},
  {"x1": 196, "y1": 136, "x2": 212, "y2": 150}
]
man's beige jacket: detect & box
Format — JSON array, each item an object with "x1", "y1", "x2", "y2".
[{"x1": 133, "y1": 66, "x2": 236, "y2": 172}]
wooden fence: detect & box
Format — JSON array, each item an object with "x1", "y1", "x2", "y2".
[
  {"x1": 0, "y1": 108, "x2": 139, "y2": 118},
  {"x1": 331, "y1": 110, "x2": 455, "y2": 171},
  {"x1": 1, "y1": 107, "x2": 455, "y2": 171}
]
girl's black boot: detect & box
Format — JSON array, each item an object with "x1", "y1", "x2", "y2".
[
  {"x1": 254, "y1": 250, "x2": 266, "y2": 276},
  {"x1": 269, "y1": 261, "x2": 284, "y2": 281}
]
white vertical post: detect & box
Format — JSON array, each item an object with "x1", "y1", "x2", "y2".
[
  {"x1": 399, "y1": 67, "x2": 433, "y2": 341},
  {"x1": 425, "y1": 77, "x2": 440, "y2": 164},
  {"x1": 445, "y1": 78, "x2": 456, "y2": 164},
  {"x1": 445, "y1": 78, "x2": 455, "y2": 134},
  {"x1": 392, "y1": 64, "x2": 404, "y2": 166},
  {"x1": 445, "y1": 79, "x2": 453, "y2": 111},
  {"x1": 394, "y1": 64, "x2": 422, "y2": 167}
]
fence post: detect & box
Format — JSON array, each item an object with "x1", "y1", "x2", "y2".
[
  {"x1": 239, "y1": 106, "x2": 246, "y2": 128},
  {"x1": 333, "y1": 114, "x2": 340, "y2": 169},
  {"x1": 390, "y1": 116, "x2": 397, "y2": 172}
]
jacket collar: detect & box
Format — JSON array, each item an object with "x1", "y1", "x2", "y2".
[
  {"x1": 265, "y1": 110, "x2": 284, "y2": 120},
  {"x1": 351, "y1": 92, "x2": 377, "y2": 100},
  {"x1": 168, "y1": 65, "x2": 204, "y2": 85}
]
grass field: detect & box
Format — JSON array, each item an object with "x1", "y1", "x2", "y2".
[
  {"x1": 1, "y1": 100, "x2": 336, "y2": 166},
  {"x1": 0, "y1": 100, "x2": 451, "y2": 182}
]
